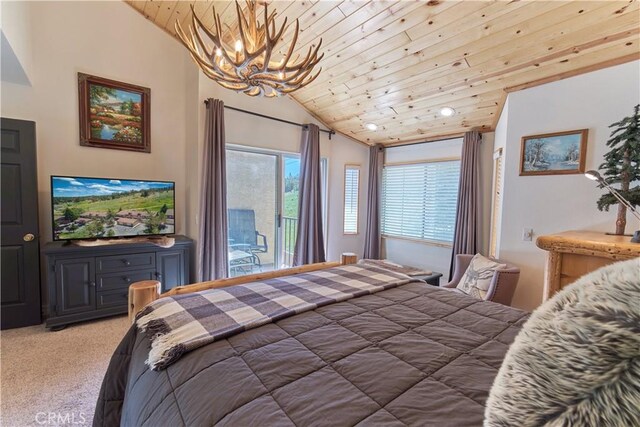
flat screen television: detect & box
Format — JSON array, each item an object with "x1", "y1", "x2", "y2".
[{"x1": 51, "y1": 176, "x2": 175, "y2": 241}]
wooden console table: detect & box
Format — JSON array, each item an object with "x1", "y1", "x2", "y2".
[{"x1": 536, "y1": 230, "x2": 640, "y2": 302}]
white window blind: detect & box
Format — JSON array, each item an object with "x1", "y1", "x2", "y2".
[
  {"x1": 382, "y1": 160, "x2": 460, "y2": 243},
  {"x1": 343, "y1": 165, "x2": 360, "y2": 234}
]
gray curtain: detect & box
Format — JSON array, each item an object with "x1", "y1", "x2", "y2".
[
  {"x1": 293, "y1": 124, "x2": 326, "y2": 266},
  {"x1": 449, "y1": 131, "x2": 482, "y2": 278},
  {"x1": 197, "y1": 99, "x2": 228, "y2": 281},
  {"x1": 363, "y1": 144, "x2": 385, "y2": 259}
]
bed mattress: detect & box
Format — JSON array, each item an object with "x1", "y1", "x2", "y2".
[{"x1": 94, "y1": 281, "x2": 528, "y2": 427}]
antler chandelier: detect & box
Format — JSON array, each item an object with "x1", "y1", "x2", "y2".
[{"x1": 175, "y1": 1, "x2": 324, "y2": 98}]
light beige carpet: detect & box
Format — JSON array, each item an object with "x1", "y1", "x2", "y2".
[{"x1": 1, "y1": 315, "x2": 130, "y2": 426}]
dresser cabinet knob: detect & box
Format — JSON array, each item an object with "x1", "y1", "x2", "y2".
[{"x1": 122, "y1": 259, "x2": 131, "y2": 266}]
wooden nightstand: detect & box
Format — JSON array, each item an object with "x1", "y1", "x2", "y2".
[{"x1": 412, "y1": 272, "x2": 443, "y2": 286}]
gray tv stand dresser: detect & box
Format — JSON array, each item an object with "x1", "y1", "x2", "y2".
[{"x1": 43, "y1": 235, "x2": 192, "y2": 329}]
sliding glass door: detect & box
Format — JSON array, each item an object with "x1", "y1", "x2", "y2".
[
  {"x1": 226, "y1": 149, "x2": 278, "y2": 276},
  {"x1": 226, "y1": 147, "x2": 326, "y2": 277}
]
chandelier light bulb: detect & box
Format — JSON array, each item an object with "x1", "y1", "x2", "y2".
[{"x1": 175, "y1": 1, "x2": 324, "y2": 97}]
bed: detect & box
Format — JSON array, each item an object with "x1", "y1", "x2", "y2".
[{"x1": 94, "y1": 258, "x2": 529, "y2": 427}]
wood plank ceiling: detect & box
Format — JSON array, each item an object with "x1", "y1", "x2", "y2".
[{"x1": 126, "y1": 0, "x2": 640, "y2": 145}]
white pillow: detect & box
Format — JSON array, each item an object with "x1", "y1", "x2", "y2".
[{"x1": 456, "y1": 254, "x2": 506, "y2": 300}]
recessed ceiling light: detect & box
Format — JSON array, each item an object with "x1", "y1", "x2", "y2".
[
  {"x1": 439, "y1": 107, "x2": 456, "y2": 117},
  {"x1": 365, "y1": 123, "x2": 378, "y2": 131}
]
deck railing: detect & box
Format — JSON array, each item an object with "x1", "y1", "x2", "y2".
[{"x1": 282, "y1": 216, "x2": 298, "y2": 268}]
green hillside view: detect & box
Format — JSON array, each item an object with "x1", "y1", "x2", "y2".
[
  {"x1": 284, "y1": 191, "x2": 299, "y2": 218},
  {"x1": 53, "y1": 190, "x2": 173, "y2": 219},
  {"x1": 53, "y1": 189, "x2": 174, "y2": 240}
]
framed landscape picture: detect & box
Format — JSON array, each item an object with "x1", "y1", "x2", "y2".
[
  {"x1": 78, "y1": 73, "x2": 150, "y2": 153},
  {"x1": 520, "y1": 129, "x2": 588, "y2": 176}
]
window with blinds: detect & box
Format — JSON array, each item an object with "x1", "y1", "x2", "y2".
[
  {"x1": 382, "y1": 160, "x2": 460, "y2": 243},
  {"x1": 343, "y1": 165, "x2": 360, "y2": 234}
]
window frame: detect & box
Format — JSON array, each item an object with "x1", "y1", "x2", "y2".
[
  {"x1": 342, "y1": 164, "x2": 360, "y2": 235},
  {"x1": 381, "y1": 157, "x2": 461, "y2": 247}
]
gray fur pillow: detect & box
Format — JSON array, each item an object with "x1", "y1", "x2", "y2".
[{"x1": 485, "y1": 257, "x2": 640, "y2": 426}]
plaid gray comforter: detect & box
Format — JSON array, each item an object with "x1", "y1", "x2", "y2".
[{"x1": 136, "y1": 264, "x2": 412, "y2": 370}]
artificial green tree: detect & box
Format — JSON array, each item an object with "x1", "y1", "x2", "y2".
[{"x1": 596, "y1": 104, "x2": 640, "y2": 235}]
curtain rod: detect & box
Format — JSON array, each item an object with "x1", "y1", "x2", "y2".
[
  {"x1": 386, "y1": 134, "x2": 466, "y2": 149},
  {"x1": 204, "y1": 100, "x2": 335, "y2": 139}
]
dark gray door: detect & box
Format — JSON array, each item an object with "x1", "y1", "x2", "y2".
[
  {"x1": 55, "y1": 258, "x2": 96, "y2": 316},
  {"x1": 1, "y1": 118, "x2": 41, "y2": 329}
]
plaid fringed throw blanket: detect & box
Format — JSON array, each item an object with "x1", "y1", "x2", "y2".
[{"x1": 136, "y1": 264, "x2": 412, "y2": 370}]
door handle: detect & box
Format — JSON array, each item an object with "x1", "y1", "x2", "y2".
[{"x1": 23, "y1": 233, "x2": 35, "y2": 242}]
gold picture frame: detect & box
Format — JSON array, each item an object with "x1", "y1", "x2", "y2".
[
  {"x1": 78, "y1": 73, "x2": 151, "y2": 153},
  {"x1": 520, "y1": 129, "x2": 588, "y2": 176}
]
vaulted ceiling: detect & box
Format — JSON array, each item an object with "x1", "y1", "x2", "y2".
[{"x1": 126, "y1": 0, "x2": 640, "y2": 145}]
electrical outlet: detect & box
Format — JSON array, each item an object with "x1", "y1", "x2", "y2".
[{"x1": 522, "y1": 228, "x2": 533, "y2": 242}]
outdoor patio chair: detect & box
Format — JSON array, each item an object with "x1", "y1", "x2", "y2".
[{"x1": 228, "y1": 209, "x2": 268, "y2": 268}]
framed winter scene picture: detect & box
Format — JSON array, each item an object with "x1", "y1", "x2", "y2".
[{"x1": 520, "y1": 129, "x2": 588, "y2": 176}]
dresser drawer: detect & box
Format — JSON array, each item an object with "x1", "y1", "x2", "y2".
[
  {"x1": 97, "y1": 270, "x2": 156, "y2": 292},
  {"x1": 97, "y1": 289, "x2": 129, "y2": 310},
  {"x1": 96, "y1": 253, "x2": 155, "y2": 273}
]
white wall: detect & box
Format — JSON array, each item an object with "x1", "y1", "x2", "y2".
[
  {"x1": 0, "y1": 1, "x2": 33, "y2": 84},
  {"x1": 191, "y1": 76, "x2": 370, "y2": 263},
  {"x1": 382, "y1": 134, "x2": 494, "y2": 281},
  {"x1": 0, "y1": 1, "x2": 197, "y2": 244},
  {"x1": 495, "y1": 60, "x2": 640, "y2": 311},
  {"x1": 327, "y1": 139, "x2": 370, "y2": 261}
]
